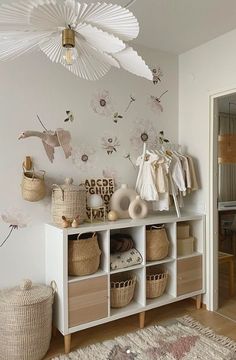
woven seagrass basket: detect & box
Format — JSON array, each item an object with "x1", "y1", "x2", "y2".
[
  {"x1": 22, "y1": 169, "x2": 46, "y2": 202},
  {"x1": 146, "y1": 225, "x2": 169, "y2": 261},
  {"x1": 52, "y1": 178, "x2": 86, "y2": 225},
  {"x1": 110, "y1": 273, "x2": 136, "y2": 308},
  {"x1": 146, "y1": 267, "x2": 168, "y2": 299},
  {"x1": 0, "y1": 279, "x2": 54, "y2": 360},
  {"x1": 68, "y1": 232, "x2": 101, "y2": 276}
]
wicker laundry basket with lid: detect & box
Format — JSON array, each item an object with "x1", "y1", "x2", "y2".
[
  {"x1": 52, "y1": 177, "x2": 87, "y2": 225},
  {"x1": 0, "y1": 279, "x2": 54, "y2": 360}
]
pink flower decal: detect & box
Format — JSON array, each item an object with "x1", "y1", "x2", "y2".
[
  {"x1": 148, "y1": 90, "x2": 168, "y2": 113},
  {"x1": 91, "y1": 89, "x2": 114, "y2": 117},
  {"x1": 72, "y1": 144, "x2": 96, "y2": 172},
  {"x1": 1, "y1": 209, "x2": 29, "y2": 248},
  {"x1": 130, "y1": 118, "x2": 158, "y2": 155},
  {"x1": 101, "y1": 133, "x2": 120, "y2": 155}
]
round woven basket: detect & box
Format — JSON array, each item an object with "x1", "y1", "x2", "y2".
[
  {"x1": 146, "y1": 268, "x2": 168, "y2": 299},
  {"x1": 22, "y1": 170, "x2": 46, "y2": 202},
  {"x1": 146, "y1": 225, "x2": 169, "y2": 261},
  {"x1": 0, "y1": 279, "x2": 54, "y2": 360},
  {"x1": 110, "y1": 273, "x2": 136, "y2": 308},
  {"x1": 52, "y1": 178, "x2": 86, "y2": 225},
  {"x1": 68, "y1": 232, "x2": 101, "y2": 276}
]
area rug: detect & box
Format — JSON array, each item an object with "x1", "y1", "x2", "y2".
[{"x1": 52, "y1": 316, "x2": 236, "y2": 360}]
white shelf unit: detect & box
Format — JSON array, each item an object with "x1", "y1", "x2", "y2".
[{"x1": 45, "y1": 212, "x2": 205, "y2": 353}]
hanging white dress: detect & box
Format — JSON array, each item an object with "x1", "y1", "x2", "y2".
[{"x1": 136, "y1": 154, "x2": 159, "y2": 201}]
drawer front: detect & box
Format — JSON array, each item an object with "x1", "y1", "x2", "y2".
[
  {"x1": 177, "y1": 256, "x2": 202, "y2": 296},
  {"x1": 68, "y1": 275, "x2": 108, "y2": 328}
]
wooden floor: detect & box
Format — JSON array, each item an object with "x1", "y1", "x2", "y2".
[
  {"x1": 217, "y1": 254, "x2": 236, "y2": 321},
  {"x1": 44, "y1": 298, "x2": 236, "y2": 359}
]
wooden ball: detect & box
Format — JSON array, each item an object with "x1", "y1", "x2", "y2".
[{"x1": 108, "y1": 210, "x2": 118, "y2": 221}]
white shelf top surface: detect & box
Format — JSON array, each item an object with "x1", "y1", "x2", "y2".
[{"x1": 46, "y1": 211, "x2": 205, "y2": 235}]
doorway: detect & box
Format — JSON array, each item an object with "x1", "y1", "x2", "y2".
[{"x1": 211, "y1": 91, "x2": 236, "y2": 319}]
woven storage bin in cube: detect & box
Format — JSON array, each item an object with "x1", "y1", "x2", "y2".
[
  {"x1": 68, "y1": 232, "x2": 101, "y2": 276},
  {"x1": 0, "y1": 279, "x2": 54, "y2": 360},
  {"x1": 52, "y1": 178, "x2": 86, "y2": 225},
  {"x1": 146, "y1": 225, "x2": 169, "y2": 261},
  {"x1": 146, "y1": 267, "x2": 168, "y2": 299},
  {"x1": 110, "y1": 273, "x2": 136, "y2": 308},
  {"x1": 177, "y1": 223, "x2": 190, "y2": 239}
]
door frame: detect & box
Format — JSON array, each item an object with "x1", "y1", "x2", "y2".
[{"x1": 209, "y1": 87, "x2": 236, "y2": 311}]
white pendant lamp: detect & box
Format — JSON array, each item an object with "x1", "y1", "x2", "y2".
[{"x1": 0, "y1": 0, "x2": 152, "y2": 81}]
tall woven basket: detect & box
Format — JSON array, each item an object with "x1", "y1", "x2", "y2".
[
  {"x1": 110, "y1": 273, "x2": 136, "y2": 308},
  {"x1": 52, "y1": 178, "x2": 86, "y2": 225},
  {"x1": 68, "y1": 232, "x2": 101, "y2": 276},
  {"x1": 146, "y1": 225, "x2": 170, "y2": 261},
  {"x1": 0, "y1": 279, "x2": 54, "y2": 360}
]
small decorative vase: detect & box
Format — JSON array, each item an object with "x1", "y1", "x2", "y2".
[
  {"x1": 128, "y1": 195, "x2": 148, "y2": 219},
  {"x1": 110, "y1": 184, "x2": 137, "y2": 219}
]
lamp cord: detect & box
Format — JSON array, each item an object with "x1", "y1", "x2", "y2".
[{"x1": 125, "y1": 0, "x2": 137, "y2": 8}]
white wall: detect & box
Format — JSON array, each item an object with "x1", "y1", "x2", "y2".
[
  {"x1": 0, "y1": 45, "x2": 178, "y2": 287},
  {"x1": 179, "y1": 28, "x2": 236, "y2": 308}
]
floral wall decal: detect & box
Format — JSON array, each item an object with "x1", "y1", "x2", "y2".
[
  {"x1": 149, "y1": 90, "x2": 168, "y2": 113},
  {"x1": 152, "y1": 66, "x2": 163, "y2": 85},
  {"x1": 0, "y1": 209, "x2": 29, "y2": 248},
  {"x1": 101, "y1": 133, "x2": 120, "y2": 155},
  {"x1": 18, "y1": 116, "x2": 72, "y2": 163},
  {"x1": 124, "y1": 95, "x2": 136, "y2": 113},
  {"x1": 158, "y1": 130, "x2": 170, "y2": 144},
  {"x1": 91, "y1": 89, "x2": 114, "y2": 117},
  {"x1": 64, "y1": 110, "x2": 74, "y2": 123},
  {"x1": 113, "y1": 112, "x2": 123, "y2": 123},
  {"x1": 72, "y1": 144, "x2": 96, "y2": 172},
  {"x1": 124, "y1": 153, "x2": 136, "y2": 169},
  {"x1": 130, "y1": 118, "x2": 158, "y2": 155}
]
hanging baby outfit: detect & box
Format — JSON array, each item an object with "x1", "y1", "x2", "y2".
[
  {"x1": 136, "y1": 153, "x2": 159, "y2": 201},
  {"x1": 135, "y1": 146, "x2": 199, "y2": 212}
]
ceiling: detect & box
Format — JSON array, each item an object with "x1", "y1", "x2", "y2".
[
  {"x1": 118, "y1": 0, "x2": 236, "y2": 54},
  {"x1": 1, "y1": 0, "x2": 236, "y2": 54}
]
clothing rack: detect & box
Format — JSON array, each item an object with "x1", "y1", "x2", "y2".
[{"x1": 139, "y1": 142, "x2": 181, "y2": 218}]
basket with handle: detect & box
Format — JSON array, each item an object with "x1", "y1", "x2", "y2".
[
  {"x1": 146, "y1": 225, "x2": 169, "y2": 261},
  {"x1": 146, "y1": 267, "x2": 168, "y2": 299},
  {"x1": 52, "y1": 178, "x2": 86, "y2": 225},
  {"x1": 110, "y1": 273, "x2": 136, "y2": 308},
  {"x1": 68, "y1": 232, "x2": 101, "y2": 276},
  {"x1": 21, "y1": 166, "x2": 46, "y2": 202}
]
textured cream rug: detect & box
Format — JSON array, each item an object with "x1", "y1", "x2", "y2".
[{"x1": 53, "y1": 316, "x2": 236, "y2": 360}]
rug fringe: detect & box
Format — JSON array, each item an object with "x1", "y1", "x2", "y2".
[{"x1": 178, "y1": 315, "x2": 236, "y2": 352}]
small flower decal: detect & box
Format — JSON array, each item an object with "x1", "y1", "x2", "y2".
[
  {"x1": 124, "y1": 153, "x2": 136, "y2": 169},
  {"x1": 101, "y1": 134, "x2": 120, "y2": 155},
  {"x1": 0, "y1": 209, "x2": 29, "y2": 248},
  {"x1": 91, "y1": 89, "x2": 114, "y2": 117},
  {"x1": 149, "y1": 90, "x2": 168, "y2": 113},
  {"x1": 72, "y1": 145, "x2": 96, "y2": 171},
  {"x1": 130, "y1": 118, "x2": 158, "y2": 155},
  {"x1": 64, "y1": 110, "x2": 74, "y2": 122},
  {"x1": 113, "y1": 112, "x2": 123, "y2": 123},
  {"x1": 159, "y1": 130, "x2": 170, "y2": 144},
  {"x1": 152, "y1": 66, "x2": 163, "y2": 85},
  {"x1": 124, "y1": 95, "x2": 136, "y2": 113}
]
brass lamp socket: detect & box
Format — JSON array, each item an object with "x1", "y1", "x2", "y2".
[{"x1": 62, "y1": 28, "x2": 75, "y2": 48}]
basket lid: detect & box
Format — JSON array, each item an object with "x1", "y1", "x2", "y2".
[
  {"x1": 52, "y1": 178, "x2": 85, "y2": 192},
  {"x1": 0, "y1": 279, "x2": 53, "y2": 306}
]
